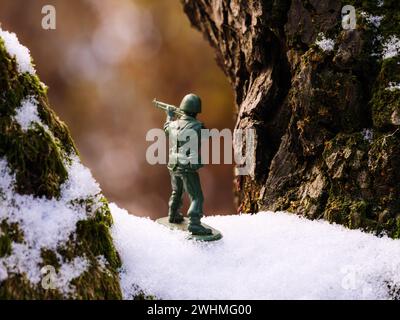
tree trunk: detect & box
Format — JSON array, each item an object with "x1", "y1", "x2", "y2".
[
  {"x1": 0, "y1": 28, "x2": 123, "y2": 298},
  {"x1": 182, "y1": 0, "x2": 400, "y2": 237}
]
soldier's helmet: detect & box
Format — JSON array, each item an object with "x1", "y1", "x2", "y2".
[{"x1": 179, "y1": 94, "x2": 202, "y2": 114}]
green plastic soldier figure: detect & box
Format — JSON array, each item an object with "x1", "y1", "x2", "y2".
[{"x1": 163, "y1": 94, "x2": 212, "y2": 236}]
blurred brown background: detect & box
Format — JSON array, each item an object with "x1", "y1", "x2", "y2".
[{"x1": 0, "y1": 0, "x2": 235, "y2": 218}]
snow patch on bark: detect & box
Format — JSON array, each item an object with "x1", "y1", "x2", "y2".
[
  {"x1": 55, "y1": 256, "x2": 89, "y2": 294},
  {"x1": 13, "y1": 97, "x2": 42, "y2": 131},
  {"x1": 0, "y1": 156, "x2": 100, "y2": 295},
  {"x1": 362, "y1": 129, "x2": 374, "y2": 143},
  {"x1": 360, "y1": 11, "x2": 383, "y2": 28},
  {"x1": 0, "y1": 263, "x2": 8, "y2": 282},
  {"x1": 96, "y1": 255, "x2": 109, "y2": 273},
  {"x1": 386, "y1": 82, "x2": 400, "y2": 91},
  {"x1": 315, "y1": 33, "x2": 335, "y2": 52},
  {"x1": 111, "y1": 203, "x2": 400, "y2": 300},
  {"x1": 61, "y1": 155, "x2": 102, "y2": 202},
  {"x1": 382, "y1": 35, "x2": 400, "y2": 60},
  {"x1": 0, "y1": 28, "x2": 35, "y2": 74}
]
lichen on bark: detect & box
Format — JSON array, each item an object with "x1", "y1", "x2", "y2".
[{"x1": 182, "y1": 0, "x2": 400, "y2": 237}]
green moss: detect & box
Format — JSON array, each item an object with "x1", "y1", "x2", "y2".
[
  {"x1": 371, "y1": 57, "x2": 400, "y2": 130},
  {"x1": 324, "y1": 196, "x2": 378, "y2": 231},
  {"x1": 1, "y1": 123, "x2": 69, "y2": 198},
  {"x1": 36, "y1": 95, "x2": 77, "y2": 156},
  {"x1": 52, "y1": 198, "x2": 122, "y2": 296},
  {"x1": 320, "y1": 129, "x2": 400, "y2": 235},
  {"x1": 0, "y1": 235, "x2": 12, "y2": 257},
  {"x1": 393, "y1": 218, "x2": 400, "y2": 239},
  {"x1": 377, "y1": 0, "x2": 400, "y2": 40},
  {"x1": 0, "y1": 200, "x2": 124, "y2": 299},
  {"x1": 70, "y1": 264, "x2": 122, "y2": 300},
  {"x1": 324, "y1": 197, "x2": 350, "y2": 225},
  {"x1": 71, "y1": 198, "x2": 120, "y2": 271},
  {"x1": 75, "y1": 215, "x2": 121, "y2": 272},
  {"x1": 0, "y1": 34, "x2": 126, "y2": 299},
  {"x1": 59, "y1": 199, "x2": 123, "y2": 299},
  {"x1": 40, "y1": 249, "x2": 61, "y2": 270},
  {"x1": 0, "y1": 274, "x2": 64, "y2": 300},
  {"x1": 342, "y1": 0, "x2": 400, "y2": 55},
  {"x1": 349, "y1": 200, "x2": 367, "y2": 229},
  {"x1": 0, "y1": 38, "x2": 77, "y2": 199},
  {"x1": 314, "y1": 70, "x2": 367, "y2": 132},
  {"x1": 235, "y1": 177, "x2": 262, "y2": 213},
  {"x1": 0, "y1": 220, "x2": 23, "y2": 257},
  {"x1": 0, "y1": 220, "x2": 24, "y2": 243}
]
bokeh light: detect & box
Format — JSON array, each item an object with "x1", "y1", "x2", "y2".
[{"x1": 0, "y1": 0, "x2": 235, "y2": 218}]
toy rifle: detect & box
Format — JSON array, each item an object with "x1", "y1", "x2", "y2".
[{"x1": 153, "y1": 99, "x2": 185, "y2": 117}]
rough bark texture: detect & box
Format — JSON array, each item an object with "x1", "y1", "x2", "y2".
[{"x1": 182, "y1": 0, "x2": 400, "y2": 237}]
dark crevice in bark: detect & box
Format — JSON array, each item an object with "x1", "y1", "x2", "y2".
[{"x1": 182, "y1": 0, "x2": 400, "y2": 237}]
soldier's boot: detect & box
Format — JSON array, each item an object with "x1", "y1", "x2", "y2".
[
  {"x1": 168, "y1": 211, "x2": 184, "y2": 224},
  {"x1": 188, "y1": 216, "x2": 212, "y2": 235},
  {"x1": 185, "y1": 172, "x2": 210, "y2": 234},
  {"x1": 168, "y1": 188, "x2": 184, "y2": 224}
]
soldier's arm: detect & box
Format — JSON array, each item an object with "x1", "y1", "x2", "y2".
[
  {"x1": 164, "y1": 109, "x2": 176, "y2": 135},
  {"x1": 200, "y1": 122, "x2": 208, "y2": 140},
  {"x1": 164, "y1": 120, "x2": 170, "y2": 136}
]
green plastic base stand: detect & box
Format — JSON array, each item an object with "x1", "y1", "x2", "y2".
[{"x1": 156, "y1": 217, "x2": 223, "y2": 242}]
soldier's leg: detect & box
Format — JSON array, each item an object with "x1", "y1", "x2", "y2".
[
  {"x1": 168, "y1": 172, "x2": 184, "y2": 223},
  {"x1": 182, "y1": 172, "x2": 211, "y2": 235}
]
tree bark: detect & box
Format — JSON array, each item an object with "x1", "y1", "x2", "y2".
[
  {"x1": 182, "y1": 0, "x2": 400, "y2": 237},
  {"x1": 0, "y1": 29, "x2": 123, "y2": 299}
]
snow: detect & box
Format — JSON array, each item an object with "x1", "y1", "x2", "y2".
[
  {"x1": 0, "y1": 155, "x2": 100, "y2": 296},
  {"x1": 111, "y1": 203, "x2": 400, "y2": 300},
  {"x1": 0, "y1": 262, "x2": 8, "y2": 282},
  {"x1": 386, "y1": 82, "x2": 400, "y2": 91},
  {"x1": 382, "y1": 35, "x2": 400, "y2": 60},
  {"x1": 315, "y1": 33, "x2": 335, "y2": 52},
  {"x1": 60, "y1": 155, "x2": 101, "y2": 202},
  {"x1": 360, "y1": 11, "x2": 383, "y2": 28},
  {"x1": 13, "y1": 97, "x2": 42, "y2": 131},
  {"x1": 96, "y1": 255, "x2": 109, "y2": 273},
  {"x1": 0, "y1": 28, "x2": 35, "y2": 74},
  {"x1": 54, "y1": 256, "x2": 89, "y2": 294},
  {"x1": 362, "y1": 128, "x2": 374, "y2": 143}
]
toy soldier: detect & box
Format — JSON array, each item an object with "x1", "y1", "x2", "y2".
[{"x1": 158, "y1": 94, "x2": 212, "y2": 236}]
